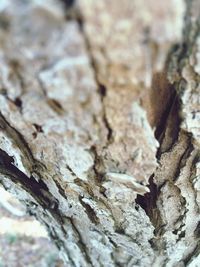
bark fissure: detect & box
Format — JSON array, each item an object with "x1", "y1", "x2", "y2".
[
  {"x1": 37, "y1": 76, "x2": 65, "y2": 115},
  {"x1": 79, "y1": 195, "x2": 100, "y2": 225},
  {"x1": 0, "y1": 112, "x2": 42, "y2": 172},
  {"x1": 136, "y1": 2, "x2": 200, "y2": 261},
  {"x1": 0, "y1": 149, "x2": 58, "y2": 211},
  {"x1": 76, "y1": 16, "x2": 114, "y2": 147},
  {"x1": 136, "y1": 71, "x2": 182, "y2": 230},
  {"x1": 69, "y1": 217, "x2": 95, "y2": 267}
]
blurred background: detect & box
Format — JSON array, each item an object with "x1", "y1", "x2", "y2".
[{"x1": 0, "y1": 186, "x2": 65, "y2": 267}]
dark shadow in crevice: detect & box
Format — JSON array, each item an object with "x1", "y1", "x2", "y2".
[{"x1": 135, "y1": 175, "x2": 161, "y2": 229}]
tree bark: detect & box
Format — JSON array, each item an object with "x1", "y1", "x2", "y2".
[{"x1": 0, "y1": 0, "x2": 200, "y2": 266}]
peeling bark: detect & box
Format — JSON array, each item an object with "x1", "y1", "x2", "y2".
[{"x1": 0, "y1": 0, "x2": 200, "y2": 266}]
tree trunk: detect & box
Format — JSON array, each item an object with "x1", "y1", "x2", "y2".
[{"x1": 0, "y1": 0, "x2": 199, "y2": 266}]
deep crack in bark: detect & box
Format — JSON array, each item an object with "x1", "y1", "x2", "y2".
[{"x1": 75, "y1": 14, "x2": 114, "y2": 146}]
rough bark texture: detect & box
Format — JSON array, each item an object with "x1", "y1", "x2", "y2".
[{"x1": 0, "y1": 0, "x2": 200, "y2": 266}]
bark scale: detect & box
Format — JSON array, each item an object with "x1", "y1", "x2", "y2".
[{"x1": 0, "y1": 0, "x2": 199, "y2": 266}]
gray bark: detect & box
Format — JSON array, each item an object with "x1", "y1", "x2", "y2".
[{"x1": 0, "y1": 0, "x2": 200, "y2": 266}]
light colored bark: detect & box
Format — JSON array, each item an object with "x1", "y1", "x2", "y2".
[{"x1": 0, "y1": 0, "x2": 199, "y2": 266}]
